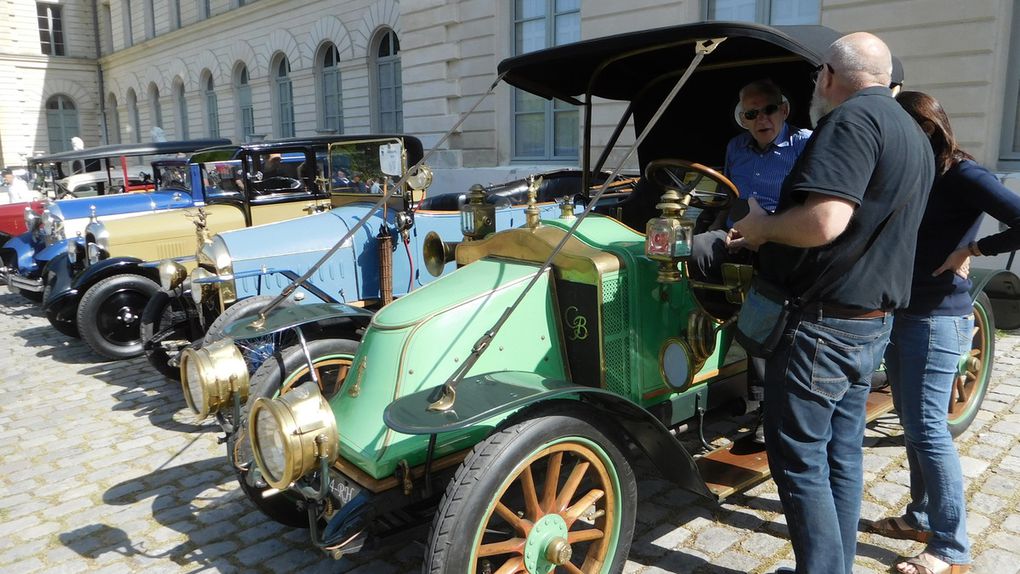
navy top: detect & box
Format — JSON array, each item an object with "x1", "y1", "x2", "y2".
[
  {"x1": 724, "y1": 123, "x2": 812, "y2": 213},
  {"x1": 905, "y1": 159, "x2": 1020, "y2": 315},
  {"x1": 758, "y1": 86, "x2": 935, "y2": 310}
]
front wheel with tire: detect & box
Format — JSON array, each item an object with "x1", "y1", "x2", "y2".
[
  {"x1": 229, "y1": 337, "x2": 359, "y2": 528},
  {"x1": 140, "y1": 288, "x2": 190, "y2": 380},
  {"x1": 947, "y1": 291, "x2": 995, "y2": 437},
  {"x1": 424, "y1": 409, "x2": 637, "y2": 574},
  {"x1": 76, "y1": 273, "x2": 160, "y2": 360}
]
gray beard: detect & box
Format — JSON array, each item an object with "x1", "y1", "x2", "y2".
[{"x1": 809, "y1": 94, "x2": 832, "y2": 127}]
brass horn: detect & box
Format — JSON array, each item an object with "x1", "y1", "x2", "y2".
[{"x1": 423, "y1": 230, "x2": 458, "y2": 277}]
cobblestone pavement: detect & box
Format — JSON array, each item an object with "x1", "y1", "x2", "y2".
[{"x1": 1, "y1": 286, "x2": 1018, "y2": 574}]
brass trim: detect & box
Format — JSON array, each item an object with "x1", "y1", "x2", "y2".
[
  {"x1": 331, "y1": 449, "x2": 469, "y2": 494},
  {"x1": 642, "y1": 358, "x2": 746, "y2": 400}
]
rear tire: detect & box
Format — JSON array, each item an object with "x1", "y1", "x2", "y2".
[
  {"x1": 229, "y1": 337, "x2": 359, "y2": 528},
  {"x1": 76, "y1": 273, "x2": 160, "y2": 360}
]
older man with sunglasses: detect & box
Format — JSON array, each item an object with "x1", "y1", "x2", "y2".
[{"x1": 690, "y1": 79, "x2": 811, "y2": 441}]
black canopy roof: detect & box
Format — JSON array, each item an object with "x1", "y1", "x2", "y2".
[
  {"x1": 30, "y1": 138, "x2": 232, "y2": 164},
  {"x1": 498, "y1": 21, "x2": 903, "y2": 169},
  {"x1": 191, "y1": 134, "x2": 424, "y2": 167}
]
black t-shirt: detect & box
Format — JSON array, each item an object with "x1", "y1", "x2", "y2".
[{"x1": 757, "y1": 86, "x2": 935, "y2": 310}]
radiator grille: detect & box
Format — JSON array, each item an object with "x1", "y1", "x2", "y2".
[{"x1": 601, "y1": 273, "x2": 630, "y2": 396}]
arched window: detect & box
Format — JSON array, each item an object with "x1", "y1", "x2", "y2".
[
  {"x1": 204, "y1": 75, "x2": 219, "y2": 138},
  {"x1": 107, "y1": 93, "x2": 121, "y2": 144},
  {"x1": 320, "y1": 43, "x2": 343, "y2": 133},
  {"x1": 127, "y1": 88, "x2": 140, "y2": 143},
  {"x1": 46, "y1": 95, "x2": 79, "y2": 153},
  {"x1": 275, "y1": 56, "x2": 295, "y2": 137},
  {"x1": 374, "y1": 30, "x2": 402, "y2": 132},
  {"x1": 235, "y1": 64, "x2": 255, "y2": 141},
  {"x1": 149, "y1": 84, "x2": 163, "y2": 131},
  {"x1": 174, "y1": 80, "x2": 189, "y2": 139}
]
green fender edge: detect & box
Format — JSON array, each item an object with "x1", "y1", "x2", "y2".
[
  {"x1": 383, "y1": 371, "x2": 714, "y2": 500},
  {"x1": 969, "y1": 267, "x2": 1020, "y2": 330},
  {"x1": 222, "y1": 302, "x2": 375, "y2": 340}
]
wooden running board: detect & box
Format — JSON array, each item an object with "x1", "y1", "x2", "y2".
[{"x1": 696, "y1": 386, "x2": 895, "y2": 501}]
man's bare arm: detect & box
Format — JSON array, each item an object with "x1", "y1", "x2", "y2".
[{"x1": 730, "y1": 194, "x2": 856, "y2": 250}]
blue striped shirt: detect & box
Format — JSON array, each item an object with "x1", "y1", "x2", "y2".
[{"x1": 724, "y1": 123, "x2": 812, "y2": 213}]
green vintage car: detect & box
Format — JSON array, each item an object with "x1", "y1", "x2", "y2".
[{"x1": 186, "y1": 22, "x2": 1018, "y2": 572}]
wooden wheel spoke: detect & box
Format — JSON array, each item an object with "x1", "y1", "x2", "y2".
[
  {"x1": 492, "y1": 556, "x2": 526, "y2": 574},
  {"x1": 562, "y1": 562, "x2": 585, "y2": 574},
  {"x1": 494, "y1": 501, "x2": 532, "y2": 536},
  {"x1": 567, "y1": 527, "x2": 606, "y2": 544},
  {"x1": 478, "y1": 537, "x2": 527, "y2": 558},
  {"x1": 520, "y1": 466, "x2": 542, "y2": 522},
  {"x1": 563, "y1": 488, "x2": 604, "y2": 525},
  {"x1": 541, "y1": 452, "x2": 563, "y2": 512},
  {"x1": 555, "y1": 460, "x2": 591, "y2": 513}
]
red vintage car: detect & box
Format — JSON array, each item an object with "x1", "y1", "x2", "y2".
[{"x1": 0, "y1": 200, "x2": 44, "y2": 244}]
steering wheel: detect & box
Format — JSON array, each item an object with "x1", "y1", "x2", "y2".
[{"x1": 643, "y1": 159, "x2": 738, "y2": 210}]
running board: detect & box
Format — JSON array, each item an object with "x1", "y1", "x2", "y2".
[{"x1": 696, "y1": 386, "x2": 895, "y2": 501}]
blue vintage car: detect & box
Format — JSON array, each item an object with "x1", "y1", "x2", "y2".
[
  {"x1": 150, "y1": 139, "x2": 631, "y2": 381},
  {"x1": 0, "y1": 139, "x2": 229, "y2": 301}
]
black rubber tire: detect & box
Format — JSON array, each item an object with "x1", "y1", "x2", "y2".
[
  {"x1": 229, "y1": 337, "x2": 359, "y2": 528},
  {"x1": 423, "y1": 407, "x2": 638, "y2": 574},
  {"x1": 15, "y1": 287, "x2": 43, "y2": 303},
  {"x1": 45, "y1": 276, "x2": 80, "y2": 338},
  {"x1": 140, "y1": 288, "x2": 189, "y2": 380},
  {"x1": 76, "y1": 273, "x2": 160, "y2": 360},
  {"x1": 947, "y1": 291, "x2": 995, "y2": 437}
]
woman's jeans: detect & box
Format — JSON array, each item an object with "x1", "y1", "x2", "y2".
[
  {"x1": 885, "y1": 313, "x2": 973, "y2": 564},
  {"x1": 763, "y1": 311, "x2": 892, "y2": 574}
]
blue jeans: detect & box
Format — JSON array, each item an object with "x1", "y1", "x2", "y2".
[
  {"x1": 885, "y1": 313, "x2": 973, "y2": 564},
  {"x1": 763, "y1": 311, "x2": 892, "y2": 574}
]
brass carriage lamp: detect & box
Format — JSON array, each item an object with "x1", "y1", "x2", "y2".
[
  {"x1": 644, "y1": 188, "x2": 693, "y2": 283},
  {"x1": 460, "y1": 183, "x2": 495, "y2": 241}
]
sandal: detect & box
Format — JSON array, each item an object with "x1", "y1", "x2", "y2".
[
  {"x1": 867, "y1": 516, "x2": 931, "y2": 543},
  {"x1": 895, "y1": 551, "x2": 971, "y2": 574}
]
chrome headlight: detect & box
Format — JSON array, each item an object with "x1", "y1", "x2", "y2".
[
  {"x1": 24, "y1": 208, "x2": 40, "y2": 233},
  {"x1": 250, "y1": 382, "x2": 338, "y2": 490},
  {"x1": 86, "y1": 243, "x2": 104, "y2": 265},
  {"x1": 158, "y1": 260, "x2": 188, "y2": 291},
  {"x1": 40, "y1": 209, "x2": 65, "y2": 241},
  {"x1": 199, "y1": 236, "x2": 235, "y2": 310},
  {"x1": 190, "y1": 267, "x2": 214, "y2": 305},
  {"x1": 67, "y1": 239, "x2": 78, "y2": 264},
  {"x1": 179, "y1": 338, "x2": 249, "y2": 420}
]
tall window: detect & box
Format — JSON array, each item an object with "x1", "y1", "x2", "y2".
[
  {"x1": 127, "y1": 89, "x2": 140, "y2": 142},
  {"x1": 321, "y1": 44, "x2": 344, "y2": 133},
  {"x1": 170, "y1": 0, "x2": 181, "y2": 29},
  {"x1": 144, "y1": 0, "x2": 155, "y2": 39},
  {"x1": 149, "y1": 85, "x2": 163, "y2": 130},
  {"x1": 375, "y1": 30, "x2": 402, "y2": 132},
  {"x1": 108, "y1": 94, "x2": 121, "y2": 144},
  {"x1": 100, "y1": 3, "x2": 113, "y2": 55},
  {"x1": 174, "y1": 81, "x2": 189, "y2": 139},
  {"x1": 37, "y1": 3, "x2": 65, "y2": 56},
  {"x1": 512, "y1": 0, "x2": 579, "y2": 160},
  {"x1": 200, "y1": 0, "x2": 211, "y2": 19},
  {"x1": 275, "y1": 57, "x2": 295, "y2": 138},
  {"x1": 46, "y1": 95, "x2": 79, "y2": 152},
  {"x1": 122, "y1": 0, "x2": 133, "y2": 47},
  {"x1": 236, "y1": 65, "x2": 255, "y2": 141},
  {"x1": 706, "y1": 0, "x2": 819, "y2": 24},
  {"x1": 204, "y1": 76, "x2": 219, "y2": 138}
]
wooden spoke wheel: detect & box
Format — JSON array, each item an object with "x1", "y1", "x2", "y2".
[
  {"x1": 425, "y1": 411, "x2": 637, "y2": 574},
  {"x1": 947, "y1": 291, "x2": 995, "y2": 437}
]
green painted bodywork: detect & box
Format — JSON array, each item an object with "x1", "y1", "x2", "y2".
[{"x1": 329, "y1": 213, "x2": 743, "y2": 481}]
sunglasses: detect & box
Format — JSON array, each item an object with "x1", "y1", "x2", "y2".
[
  {"x1": 811, "y1": 63, "x2": 833, "y2": 83},
  {"x1": 741, "y1": 104, "x2": 781, "y2": 121}
]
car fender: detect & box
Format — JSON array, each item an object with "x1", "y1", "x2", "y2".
[
  {"x1": 1, "y1": 232, "x2": 42, "y2": 275},
  {"x1": 383, "y1": 378, "x2": 713, "y2": 500},
  {"x1": 36, "y1": 238, "x2": 70, "y2": 267},
  {"x1": 41, "y1": 252, "x2": 77, "y2": 316},
  {"x1": 70, "y1": 256, "x2": 157, "y2": 294},
  {"x1": 970, "y1": 266, "x2": 1020, "y2": 330}
]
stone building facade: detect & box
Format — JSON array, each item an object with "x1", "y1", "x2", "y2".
[{"x1": 2, "y1": 0, "x2": 1020, "y2": 183}]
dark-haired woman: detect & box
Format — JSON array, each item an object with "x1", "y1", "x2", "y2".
[{"x1": 869, "y1": 91, "x2": 1020, "y2": 574}]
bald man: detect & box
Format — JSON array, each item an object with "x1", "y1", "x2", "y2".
[{"x1": 729, "y1": 32, "x2": 934, "y2": 574}]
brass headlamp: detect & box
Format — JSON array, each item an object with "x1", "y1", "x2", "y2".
[
  {"x1": 249, "y1": 382, "x2": 339, "y2": 490},
  {"x1": 460, "y1": 183, "x2": 495, "y2": 240},
  {"x1": 158, "y1": 260, "x2": 188, "y2": 291},
  {"x1": 179, "y1": 338, "x2": 249, "y2": 420}
]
